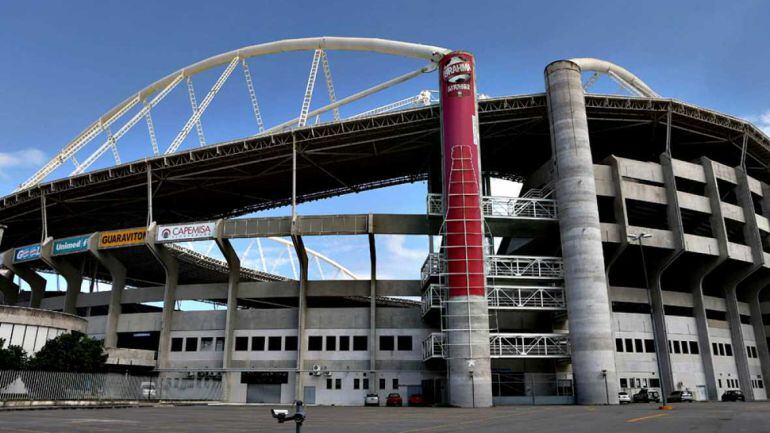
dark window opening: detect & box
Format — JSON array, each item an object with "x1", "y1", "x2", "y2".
[
  {"x1": 649, "y1": 378, "x2": 661, "y2": 388},
  {"x1": 354, "y1": 336, "x2": 368, "y2": 351},
  {"x1": 251, "y1": 336, "x2": 265, "y2": 351},
  {"x1": 625, "y1": 338, "x2": 634, "y2": 353},
  {"x1": 398, "y1": 336, "x2": 413, "y2": 351},
  {"x1": 675, "y1": 176, "x2": 706, "y2": 196},
  {"x1": 268, "y1": 336, "x2": 282, "y2": 351},
  {"x1": 171, "y1": 337, "x2": 183, "y2": 352},
  {"x1": 235, "y1": 336, "x2": 248, "y2": 351},
  {"x1": 335, "y1": 379, "x2": 342, "y2": 390},
  {"x1": 612, "y1": 302, "x2": 651, "y2": 314},
  {"x1": 354, "y1": 378, "x2": 360, "y2": 389},
  {"x1": 200, "y1": 337, "x2": 213, "y2": 351},
  {"x1": 644, "y1": 339, "x2": 655, "y2": 353},
  {"x1": 285, "y1": 336, "x2": 298, "y2": 351},
  {"x1": 185, "y1": 337, "x2": 198, "y2": 352},
  {"x1": 393, "y1": 378, "x2": 399, "y2": 390},
  {"x1": 740, "y1": 314, "x2": 752, "y2": 325},
  {"x1": 616, "y1": 338, "x2": 624, "y2": 352},
  {"x1": 215, "y1": 337, "x2": 225, "y2": 351},
  {"x1": 597, "y1": 196, "x2": 617, "y2": 224},
  {"x1": 380, "y1": 336, "x2": 395, "y2": 351},
  {"x1": 379, "y1": 378, "x2": 386, "y2": 390},
  {"x1": 308, "y1": 336, "x2": 323, "y2": 351},
  {"x1": 326, "y1": 336, "x2": 336, "y2": 351},
  {"x1": 326, "y1": 379, "x2": 332, "y2": 389},
  {"x1": 625, "y1": 199, "x2": 669, "y2": 230},
  {"x1": 689, "y1": 341, "x2": 699, "y2": 354},
  {"x1": 664, "y1": 305, "x2": 694, "y2": 317},
  {"x1": 339, "y1": 336, "x2": 350, "y2": 351},
  {"x1": 706, "y1": 310, "x2": 727, "y2": 321},
  {"x1": 725, "y1": 343, "x2": 733, "y2": 356},
  {"x1": 634, "y1": 339, "x2": 643, "y2": 353}
]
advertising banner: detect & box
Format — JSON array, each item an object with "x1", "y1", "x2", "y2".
[
  {"x1": 98, "y1": 227, "x2": 146, "y2": 249},
  {"x1": 13, "y1": 244, "x2": 41, "y2": 263},
  {"x1": 157, "y1": 222, "x2": 216, "y2": 243},
  {"x1": 52, "y1": 234, "x2": 91, "y2": 256}
]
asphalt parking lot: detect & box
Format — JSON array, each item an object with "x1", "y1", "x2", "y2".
[{"x1": 1, "y1": 402, "x2": 769, "y2": 433}]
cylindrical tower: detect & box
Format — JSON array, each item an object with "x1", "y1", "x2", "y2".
[
  {"x1": 439, "y1": 51, "x2": 493, "y2": 408},
  {"x1": 545, "y1": 60, "x2": 619, "y2": 405}
]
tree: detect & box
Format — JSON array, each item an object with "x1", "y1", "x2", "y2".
[
  {"x1": 27, "y1": 331, "x2": 106, "y2": 373},
  {"x1": 0, "y1": 337, "x2": 27, "y2": 370}
]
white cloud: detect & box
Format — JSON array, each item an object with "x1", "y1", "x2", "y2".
[
  {"x1": 745, "y1": 110, "x2": 770, "y2": 136},
  {"x1": 378, "y1": 235, "x2": 429, "y2": 279},
  {"x1": 0, "y1": 148, "x2": 46, "y2": 169}
]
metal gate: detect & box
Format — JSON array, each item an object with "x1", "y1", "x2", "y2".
[
  {"x1": 246, "y1": 384, "x2": 281, "y2": 403},
  {"x1": 303, "y1": 386, "x2": 316, "y2": 405}
]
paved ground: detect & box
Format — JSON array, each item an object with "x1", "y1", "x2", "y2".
[{"x1": 1, "y1": 402, "x2": 769, "y2": 432}]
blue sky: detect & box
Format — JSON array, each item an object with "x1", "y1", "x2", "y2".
[{"x1": 1, "y1": 0, "x2": 769, "y2": 286}]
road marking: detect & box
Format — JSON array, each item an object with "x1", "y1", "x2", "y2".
[
  {"x1": 626, "y1": 413, "x2": 669, "y2": 423},
  {"x1": 398, "y1": 409, "x2": 541, "y2": 433}
]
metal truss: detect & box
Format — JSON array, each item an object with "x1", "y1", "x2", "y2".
[
  {"x1": 167, "y1": 243, "x2": 286, "y2": 282},
  {"x1": 486, "y1": 255, "x2": 564, "y2": 279},
  {"x1": 427, "y1": 193, "x2": 557, "y2": 220},
  {"x1": 486, "y1": 285, "x2": 566, "y2": 310},
  {"x1": 422, "y1": 332, "x2": 445, "y2": 361},
  {"x1": 489, "y1": 333, "x2": 571, "y2": 358}
]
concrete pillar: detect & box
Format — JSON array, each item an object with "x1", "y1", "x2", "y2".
[
  {"x1": 689, "y1": 259, "x2": 722, "y2": 400},
  {"x1": 40, "y1": 237, "x2": 82, "y2": 315},
  {"x1": 215, "y1": 219, "x2": 240, "y2": 402},
  {"x1": 145, "y1": 223, "x2": 178, "y2": 370},
  {"x1": 367, "y1": 214, "x2": 378, "y2": 392},
  {"x1": 439, "y1": 51, "x2": 492, "y2": 408},
  {"x1": 0, "y1": 269, "x2": 19, "y2": 306},
  {"x1": 87, "y1": 234, "x2": 125, "y2": 348},
  {"x1": 2, "y1": 250, "x2": 46, "y2": 308},
  {"x1": 545, "y1": 60, "x2": 618, "y2": 405},
  {"x1": 748, "y1": 281, "x2": 770, "y2": 398},
  {"x1": 291, "y1": 234, "x2": 308, "y2": 402}
]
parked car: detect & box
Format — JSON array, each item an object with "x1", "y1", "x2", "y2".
[
  {"x1": 364, "y1": 393, "x2": 380, "y2": 406},
  {"x1": 386, "y1": 393, "x2": 403, "y2": 407},
  {"x1": 140, "y1": 382, "x2": 156, "y2": 399},
  {"x1": 618, "y1": 392, "x2": 631, "y2": 404},
  {"x1": 408, "y1": 394, "x2": 426, "y2": 406},
  {"x1": 721, "y1": 390, "x2": 745, "y2": 402},
  {"x1": 632, "y1": 388, "x2": 660, "y2": 403},
  {"x1": 668, "y1": 390, "x2": 694, "y2": 402}
]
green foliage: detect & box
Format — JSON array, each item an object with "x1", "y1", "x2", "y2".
[
  {"x1": 26, "y1": 332, "x2": 107, "y2": 373},
  {"x1": 0, "y1": 337, "x2": 28, "y2": 371}
]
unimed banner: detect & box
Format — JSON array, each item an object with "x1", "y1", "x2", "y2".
[
  {"x1": 52, "y1": 234, "x2": 91, "y2": 256},
  {"x1": 157, "y1": 222, "x2": 216, "y2": 243},
  {"x1": 98, "y1": 227, "x2": 146, "y2": 249}
]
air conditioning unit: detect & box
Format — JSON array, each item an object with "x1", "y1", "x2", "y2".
[{"x1": 312, "y1": 364, "x2": 322, "y2": 376}]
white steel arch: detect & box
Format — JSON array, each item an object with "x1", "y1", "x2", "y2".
[{"x1": 571, "y1": 57, "x2": 659, "y2": 98}]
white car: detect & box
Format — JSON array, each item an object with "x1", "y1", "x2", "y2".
[
  {"x1": 618, "y1": 392, "x2": 631, "y2": 404},
  {"x1": 364, "y1": 393, "x2": 379, "y2": 407},
  {"x1": 140, "y1": 382, "x2": 157, "y2": 399}
]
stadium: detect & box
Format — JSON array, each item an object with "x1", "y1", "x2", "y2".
[{"x1": 1, "y1": 36, "x2": 769, "y2": 407}]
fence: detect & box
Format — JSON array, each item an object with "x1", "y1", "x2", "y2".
[
  {"x1": 0, "y1": 370, "x2": 222, "y2": 401},
  {"x1": 492, "y1": 372, "x2": 575, "y2": 405}
]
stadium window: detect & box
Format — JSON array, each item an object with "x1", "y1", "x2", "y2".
[
  {"x1": 251, "y1": 336, "x2": 265, "y2": 351},
  {"x1": 689, "y1": 341, "x2": 699, "y2": 355},
  {"x1": 235, "y1": 336, "x2": 248, "y2": 351},
  {"x1": 185, "y1": 337, "x2": 198, "y2": 352},
  {"x1": 363, "y1": 378, "x2": 369, "y2": 390},
  {"x1": 379, "y1": 378, "x2": 386, "y2": 390},
  {"x1": 380, "y1": 336, "x2": 395, "y2": 351},
  {"x1": 681, "y1": 341, "x2": 689, "y2": 354},
  {"x1": 649, "y1": 378, "x2": 660, "y2": 388},
  {"x1": 759, "y1": 380, "x2": 764, "y2": 389},
  {"x1": 668, "y1": 340, "x2": 673, "y2": 354},
  {"x1": 309, "y1": 336, "x2": 323, "y2": 351},
  {"x1": 625, "y1": 338, "x2": 633, "y2": 353},
  {"x1": 393, "y1": 378, "x2": 399, "y2": 390},
  {"x1": 284, "y1": 336, "x2": 298, "y2": 351},
  {"x1": 215, "y1": 337, "x2": 225, "y2": 351},
  {"x1": 354, "y1": 378, "x2": 360, "y2": 390},
  {"x1": 335, "y1": 379, "x2": 342, "y2": 390},
  {"x1": 200, "y1": 337, "x2": 213, "y2": 351},
  {"x1": 398, "y1": 336, "x2": 413, "y2": 351},
  {"x1": 634, "y1": 339, "x2": 643, "y2": 353},
  {"x1": 326, "y1": 336, "x2": 337, "y2": 351},
  {"x1": 268, "y1": 336, "x2": 282, "y2": 351},
  {"x1": 353, "y1": 336, "x2": 368, "y2": 351},
  {"x1": 644, "y1": 339, "x2": 655, "y2": 353},
  {"x1": 718, "y1": 379, "x2": 722, "y2": 388},
  {"x1": 712, "y1": 342, "x2": 719, "y2": 356},
  {"x1": 619, "y1": 378, "x2": 628, "y2": 388},
  {"x1": 754, "y1": 347, "x2": 759, "y2": 358},
  {"x1": 718, "y1": 343, "x2": 725, "y2": 356},
  {"x1": 326, "y1": 379, "x2": 332, "y2": 390},
  {"x1": 339, "y1": 336, "x2": 350, "y2": 351},
  {"x1": 747, "y1": 346, "x2": 753, "y2": 358},
  {"x1": 725, "y1": 344, "x2": 733, "y2": 357},
  {"x1": 615, "y1": 338, "x2": 624, "y2": 352},
  {"x1": 171, "y1": 337, "x2": 183, "y2": 352}
]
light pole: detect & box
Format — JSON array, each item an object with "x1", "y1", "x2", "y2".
[{"x1": 628, "y1": 232, "x2": 668, "y2": 406}]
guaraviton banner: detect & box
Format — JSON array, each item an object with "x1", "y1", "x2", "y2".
[
  {"x1": 98, "y1": 227, "x2": 147, "y2": 249},
  {"x1": 157, "y1": 222, "x2": 216, "y2": 243}
]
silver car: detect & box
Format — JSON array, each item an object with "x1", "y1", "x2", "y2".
[{"x1": 364, "y1": 393, "x2": 379, "y2": 406}]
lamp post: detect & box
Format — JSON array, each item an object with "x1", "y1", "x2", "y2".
[
  {"x1": 601, "y1": 369, "x2": 609, "y2": 405},
  {"x1": 628, "y1": 232, "x2": 668, "y2": 406}
]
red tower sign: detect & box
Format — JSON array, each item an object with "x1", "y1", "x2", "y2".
[{"x1": 439, "y1": 52, "x2": 485, "y2": 298}]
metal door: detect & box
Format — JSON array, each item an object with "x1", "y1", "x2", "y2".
[
  {"x1": 303, "y1": 386, "x2": 316, "y2": 405},
  {"x1": 246, "y1": 384, "x2": 281, "y2": 403}
]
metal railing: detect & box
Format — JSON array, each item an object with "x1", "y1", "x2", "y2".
[
  {"x1": 422, "y1": 333, "x2": 445, "y2": 361},
  {"x1": 489, "y1": 334, "x2": 571, "y2": 358},
  {"x1": 492, "y1": 372, "x2": 574, "y2": 403},
  {"x1": 486, "y1": 255, "x2": 563, "y2": 279},
  {"x1": 427, "y1": 193, "x2": 557, "y2": 220},
  {"x1": 487, "y1": 285, "x2": 566, "y2": 310},
  {"x1": 0, "y1": 370, "x2": 222, "y2": 401},
  {"x1": 421, "y1": 253, "x2": 564, "y2": 284},
  {"x1": 421, "y1": 284, "x2": 566, "y2": 314}
]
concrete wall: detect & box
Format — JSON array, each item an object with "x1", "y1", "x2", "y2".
[{"x1": 0, "y1": 305, "x2": 87, "y2": 355}]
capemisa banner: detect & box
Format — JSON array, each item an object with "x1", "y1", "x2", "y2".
[{"x1": 157, "y1": 222, "x2": 216, "y2": 242}]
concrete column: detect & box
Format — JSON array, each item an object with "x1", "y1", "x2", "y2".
[
  {"x1": 439, "y1": 51, "x2": 492, "y2": 408},
  {"x1": 367, "y1": 214, "x2": 378, "y2": 392},
  {"x1": 145, "y1": 223, "x2": 178, "y2": 370},
  {"x1": 87, "y1": 234, "x2": 125, "y2": 348},
  {"x1": 291, "y1": 234, "x2": 308, "y2": 402},
  {"x1": 215, "y1": 219, "x2": 240, "y2": 402},
  {"x1": 2, "y1": 250, "x2": 46, "y2": 308},
  {"x1": 40, "y1": 237, "x2": 83, "y2": 315},
  {"x1": 748, "y1": 281, "x2": 770, "y2": 397},
  {"x1": 689, "y1": 259, "x2": 722, "y2": 400},
  {"x1": 545, "y1": 60, "x2": 618, "y2": 405},
  {"x1": 0, "y1": 269, "x2": 19, "y2": 306},
  {"x1": 603, "y1": 157, "x2": 629, "y2": 274}
]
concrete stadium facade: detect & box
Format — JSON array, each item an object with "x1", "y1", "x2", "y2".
[{"x1": 1, "y1": 40, "x2": 770, "y2": 407}]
